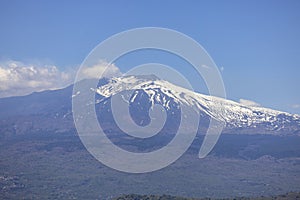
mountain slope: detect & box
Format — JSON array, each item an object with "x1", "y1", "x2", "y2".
[{"x1": 94, "y1": 75, "x2": 300, "y2": 135}]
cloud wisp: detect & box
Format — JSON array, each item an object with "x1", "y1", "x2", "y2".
[
  {"x1": 81, "y1": 60, "x2": 122, "y2": 79},
  {"x1": 239, "y1": 99, "x2": 261, "y2": 107},
  {"x1": 291, "y1": 104, "x2": 300, "y2": 109}
]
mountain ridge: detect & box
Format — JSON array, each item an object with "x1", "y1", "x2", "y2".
[{"x1": 94, "y1": 75, "x2": 300, "y2": 135}]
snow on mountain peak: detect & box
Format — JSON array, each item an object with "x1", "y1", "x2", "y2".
[{"x1": 95, "y1": 75, "x2": 300, "y2": 131}]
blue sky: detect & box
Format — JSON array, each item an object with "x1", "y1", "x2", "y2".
[{"x1": 0, "y1": 0, "x2": 300, "y2": 114}]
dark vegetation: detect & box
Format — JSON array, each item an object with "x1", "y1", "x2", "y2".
[
  {"x1": 114, "y1": 192, "x2": 300, "y2": 200},
  {"x1": 1, "y1": 131, "x2": 300, "y2": 199}
]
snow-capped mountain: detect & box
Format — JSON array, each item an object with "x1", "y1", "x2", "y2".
[
  {"x1": 0, "y1": 75, "x2": 299, "y2": 136},
  {"x1": 94, "y1": 75, "x2": 300, "y2": 135}
]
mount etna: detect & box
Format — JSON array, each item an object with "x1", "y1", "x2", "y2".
[
  {"x1": 1, "y1": 75, "x2": 299, "y2": 137},
  {"x1": 1, "y1": 75, "x2": 300, "y2": 199}
]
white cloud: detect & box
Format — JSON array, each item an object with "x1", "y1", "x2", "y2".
[
  {"x1": 0, "y1": 60, "x2": 73, "y2": 98},
  {"x1": 81, "y1": 60, "x2": 122, "y2": 79},
  {"x1": 0, "y1": 60, "x2": 122, "y2": 98},
  {"x1": 239, "y1": 99, "x2": 261, "y2": 107}
]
